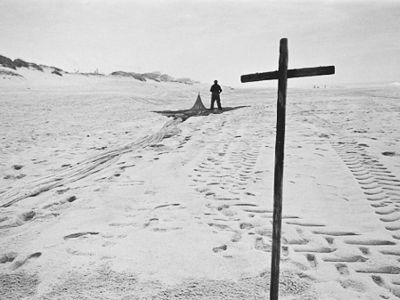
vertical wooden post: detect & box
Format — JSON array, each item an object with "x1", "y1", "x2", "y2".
[
  {"x1": 270, "y1": 38, "x2": 288, "y2": 300},
  {"x1": 240, "y1": 37, "x2": 334, "y2": 298}
]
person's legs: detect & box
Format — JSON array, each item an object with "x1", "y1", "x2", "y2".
[
  {"x1": 210, "y1": 95, "x2": 216, "y2": 109},
  {"x1": 216, "y1": 95, "x2": 222, "y2": 110}
]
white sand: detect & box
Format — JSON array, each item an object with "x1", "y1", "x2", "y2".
[{"x1": 1, "y1": 70, "x2": 400, "y2": 299}]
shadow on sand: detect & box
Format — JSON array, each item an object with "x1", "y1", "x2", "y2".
[
  {"x1": 153, "y1": 94, "x2": 248, "y2": 122},
  {"x1": 154, "y1": 106, "x2": 249, "y2": 121}
]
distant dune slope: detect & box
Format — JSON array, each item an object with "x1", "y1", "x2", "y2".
[{"x1": 0, "y1": 54, "x2": 198, "y2": 84}]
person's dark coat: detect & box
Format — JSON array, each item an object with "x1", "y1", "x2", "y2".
[{"x1": 210, "y1": 83, "x2": 222, "y2": 94}]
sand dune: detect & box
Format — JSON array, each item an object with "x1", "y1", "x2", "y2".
[{"x1": 1, "y1": 75, "x2": 400, "y2": 299}]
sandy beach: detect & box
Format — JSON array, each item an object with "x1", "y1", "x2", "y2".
[{"x1": 0, "y1": 69, "x2": 399, "y2": 299}]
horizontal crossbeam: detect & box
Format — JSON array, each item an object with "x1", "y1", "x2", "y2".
[{"x1": 241, "y1": 65, "x2": 335, "y2": 83}]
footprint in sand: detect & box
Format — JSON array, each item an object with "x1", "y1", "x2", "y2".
[
  {"x1": 10, "y1": 252, "x2": 41, "y2": 270},
  {"x1": 255, "y1": 237, "x2": 271, "y2": 252},
  {"x1": 66, "y1": 195, "x2": 77, "y2": 203},
  {"x1": 21, "y1": 211, "x2": 36, "y2": 221},
  {"x1": 325, "y1": 237, "x2": 335, "y2": 245},
  {"x1": 335, "y1": 263, "x2": 350, "y2": 276},
  {"x1": 0, "y1": 252, "x2": 18, "y2": 264},
  {"x1": 0, "y1": 211, "x2": 36, "y2": 230},
  {"x1": 371, "y1": 275, "x2": 385, "y2": 287},
  {"x1": 217, "y1": 205, "x2": 236, "y2": 217},
  {"x1": 66, "y1": 248, "x2": 94, "y2": 257},
  {"x1": 3, "y1": 173, "x2": 26, "y2": 180},
  {"x1": 239, "y1": 222, "x2": 254, "y2": 230},
  {"x1": 339, "y1": 279, "x2": 366, "y2": 293},
  {"x1": 231, "y1": 231, "x2": 242, "y2": 242},
  {"x1": 359, "y1": 247, "x2": 370, "y2": 255},
  {"x1": 382, "y1": 151, "x2": 397, "y2": 157},
  {"x1": 306, "y1": 253, "x2": 317, "y2": 268},
  {"x1": 208, "y1": 223, "x2": 232, "y2": 231},
  {"x1": 212, "y1": 245, "x2": 227, "y2": 253},
  {"x1": 282, "y1": 245, "x2": 289, "y2": 257},
  {"x1": 143, "y1": 218, "x2": 159, "y2": 228}
]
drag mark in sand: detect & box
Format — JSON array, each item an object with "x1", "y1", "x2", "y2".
[{"x1": 0, "y1": 118, "x2": 183, "y2": 208}]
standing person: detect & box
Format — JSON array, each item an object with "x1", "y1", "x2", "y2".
[{"x1": 210, "y1": 80, "x2": 223, "y2": 110}]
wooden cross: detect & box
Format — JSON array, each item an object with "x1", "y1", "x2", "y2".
[{"x1": 240, "y1": 38, "x2": 335, "y2": 300}]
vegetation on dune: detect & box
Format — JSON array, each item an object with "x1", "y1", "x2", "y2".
[{"x1": 0, "y1": 54, "x2": 198, "y2": 84}]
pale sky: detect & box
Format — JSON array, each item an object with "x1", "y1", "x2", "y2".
[{"x1": 0, "y1": 0, "x2": 399, "y2": 87}]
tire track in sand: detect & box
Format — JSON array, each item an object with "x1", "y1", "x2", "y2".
[{"x1": 301, "y1": 109, "x2": 400, "y2": 298}]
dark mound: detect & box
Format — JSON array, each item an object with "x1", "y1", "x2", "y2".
[
  {"x1": 14, "y1": 59, "x2": 43, "y2": 71},
  {"x1": 0, "y1": 54, "x2": 66, "y2": 75},
  {"x1": 52, "y1": 70, "x2": 63, "y2": 76},
  {"x1": 110, "y1": 70, "x2": 198, "y2": 84},
  {"x1": 0, "y1": 55, "x2": 16, "y2": 69}
]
